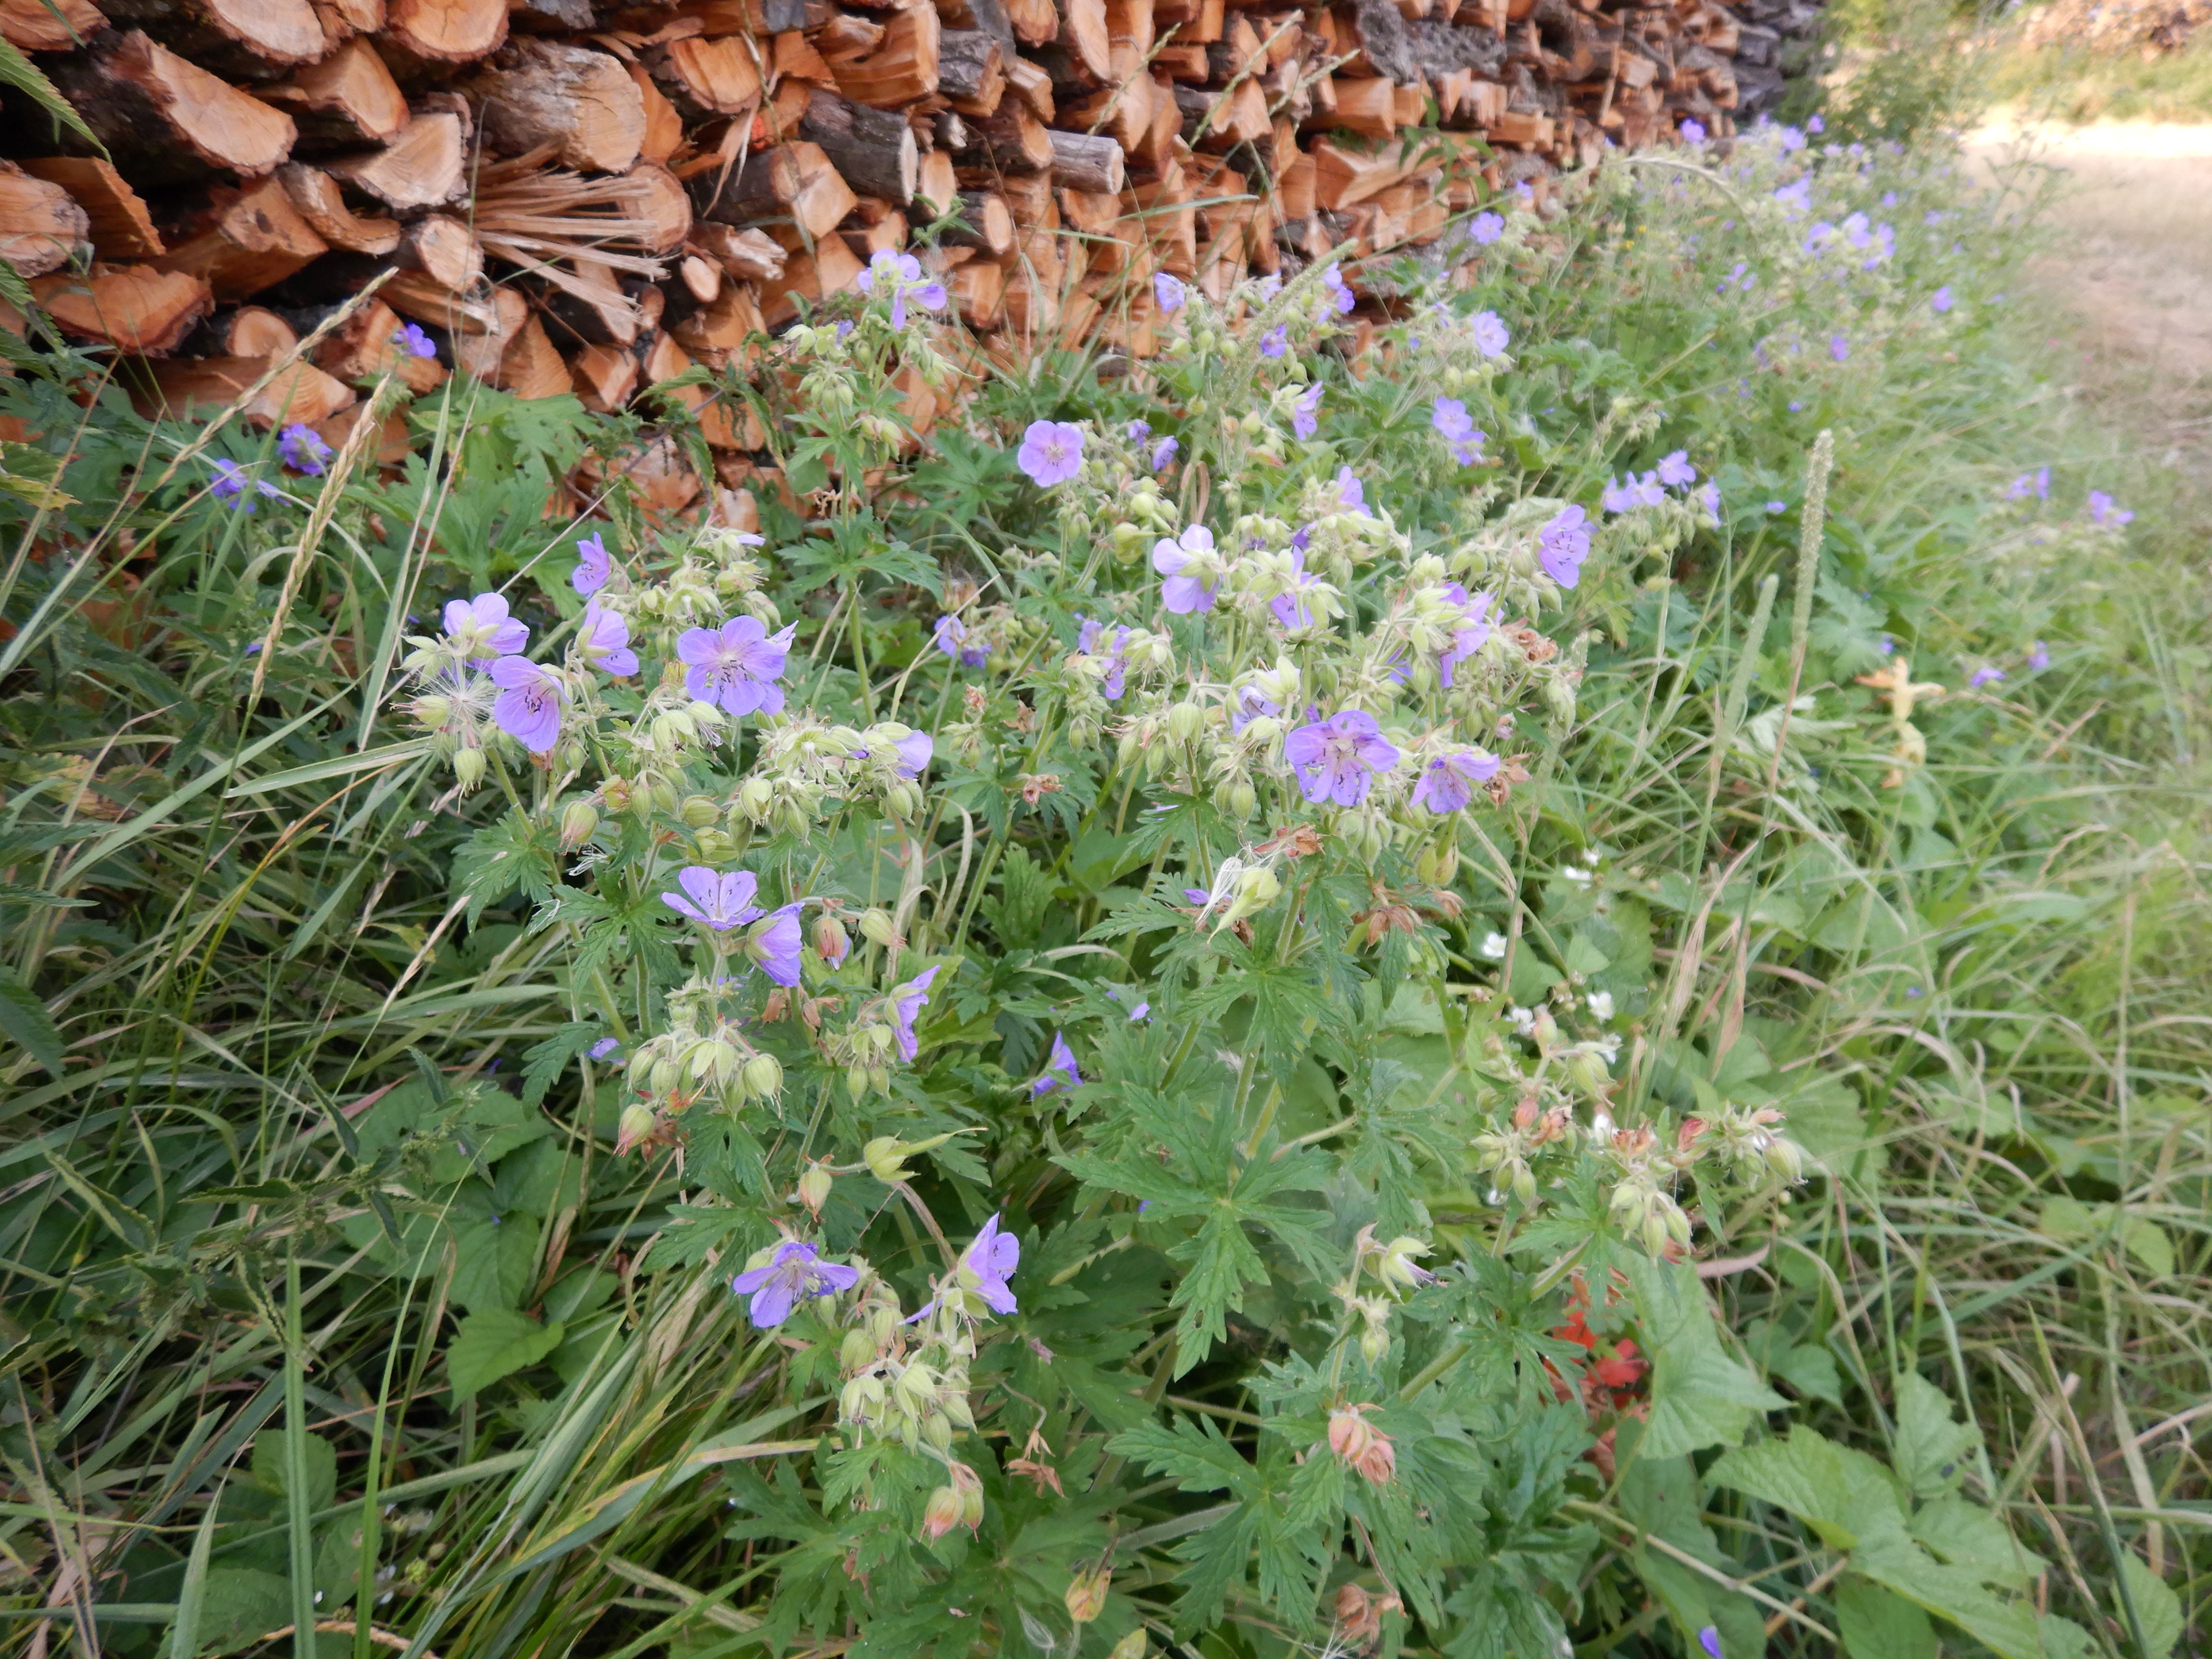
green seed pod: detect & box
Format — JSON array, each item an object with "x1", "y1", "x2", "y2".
[
  {"x1": 679, "y1": 794, "x2": 721, "y2": 829},
  {"x1": 559, "y1": 800, "x2": 600, "y2": 849},
  {"x1": 857, "y1": 908, "x2": 898, "y2": 947},
  {"x1": 649, "y1": 1056, "x2": 681, "y2": 1094},
  {"x1": 742, "y1": 1052, "x2": 783, "y2": 1101},
  {"x1": 452, "y1": 747, "x2": 487, "y2": 792},
  {"x1": 412, "y1": 694, "x2": 453, "y2": 727},
  {"x1": 1359, "y1": 1324, "x2": 1389, "y2": 1364},
  {"x1": 863, "y1": 1136, "x2": 910, "y2": 1182},
  {"x1": 1166, "y1": 701, "x2": 1203, "y2": 742},
  {"x1": 838, "y1": 1328, "x2": 875, "y2": 1372},
  {"x1": 921, "y1": 1410, "x2": 953, "y2": 1453}
]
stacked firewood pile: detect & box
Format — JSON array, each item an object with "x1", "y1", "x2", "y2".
[
  {"x1": 0, "y1": 0, "x2": 1821, "y2": 511},
  {"x1": 2019, "y1": 0, "x2": 2209, "y2": 53}
]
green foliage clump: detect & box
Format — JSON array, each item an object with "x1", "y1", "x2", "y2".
[{"x1": 2, "y1": 119, "x2": 2207, "y2": 1659}]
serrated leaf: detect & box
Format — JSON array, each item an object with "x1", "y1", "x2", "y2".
[
  {"x1": 1893, "y1": 1373, "x2": 1979, "y2": 1499},
  {"x1": 450, "y1": 1218, "x2": 540, "y2": 1312},
  {"x1": 0, "y1": 960, "x2": 65, "y2": 1077},
  {"x1": 2116, "y1": 1553, "x2": 2182, "y2": 1659},
  {"x1": 447, "y1": 1309, "x2": 564, "y2": 1400},
  {"x1": 1835, "y1": 1575, "x2": 1936, "y2": 1659},
  {"x1": 521, "y1": 1021, "x2": 600, "y2": 1107},
  {"x1": 0, "y1": 881, "x2": 89, "y2": 907},
  {"x1": 0, "y1": 37, "x2": 103, "y2": 155}
]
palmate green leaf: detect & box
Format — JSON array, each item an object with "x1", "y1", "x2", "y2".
[
  {"x1": 1627, "y1": 1254, "x2": 1786, "y2": 1460},
  {"x1": 521, "y1": 1021, "x2": 601, "y2": 1107},
  {"x1": 2116, "y1": 1553, "x2": 2183, "y2": 1659},
  {"x1": 452, "y1": 807, "x2": 559, "y2": 926},
  {"x1": 446, "y1": 1309, "x2": 564, "y2": 1401},
  {"x1": 1892, "y1": 1373, "x2": 1979, "y2": 1499},
  {"x1": 1836, "y1": 1575, "x2": 1938, "y2": 1659}
]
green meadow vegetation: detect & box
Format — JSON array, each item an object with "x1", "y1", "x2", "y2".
[{"x1": 2, "y1": 79, "x2": 2208, "y2": 1659}]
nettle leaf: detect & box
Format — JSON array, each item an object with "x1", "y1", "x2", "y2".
[
  {"x1": 1627, "y1": 1254, "x2": 1786, "y2": 1459},
  {"x1": 521, "y1": 1021, "x2": 601, "y2": 1107},
  {"x1": 1892, "y1": 1373, "x2": 1979, "y2": 1498}
]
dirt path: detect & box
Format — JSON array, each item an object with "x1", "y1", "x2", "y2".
[{"x1": 1965, "y1": 119, "x2": 2212, "y2": 481}]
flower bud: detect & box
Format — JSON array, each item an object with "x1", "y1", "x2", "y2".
[
  {"x1": 739, "y1": 777, "x2": 775, "y2": 819},
  {"x1": 649, "y1": 1056, "x2": 681, "y2": 1094},
  {"x1": 1065, "y1": 1568, "x2": 1110, "y2": 1625},
  {"x1": 742, "y1": 1052, "x2": 783, "y2": 1101},
  {"x1": 601, "y1": 775, "x2": 634, "y2": 815},
  {"x1": 1415, "y1": 839, "x2": 1458, "y2": 886},
  {"x1": 921, "y1": 1486, "x2": 964, "y2": 1541},
  {"x1": 1110, "y1": 1631, "x2": 1147, "y2": 1659},
  {"x1": 1359, "y1": 1325, "x2": 1389, "y2": 1363},
  {"x1": 959, "y1": 1481, "x2": 985, "y2": 1527},
  {"x1": 1528, "y1": 1008, "x2": 1559, "y2": 1054},
  {"x1": 680, "y1": 793, "x2": 721, "y2": 829},
  {"x1": 813, "y1": 914, "x2": 851, "y2": 967},
  {"x1": 863, "y1": 1136, "x2": 911, "y2": 1182},
  {"x1": 411, "y1": 694, "x2": 452, "y2": 727},
  {"x1": 846, "y1": 1064, "x2": 871, "y2": 1101},
  {"x1": 1166, "y1": 701, "x2": 1203, "y2": 742},
  {"x1": 452, "y1": 746, "x2": 487, "y2": 793},
  {"x1": 857, "y1": 908, "x2": 899, "y2": 947},
  {"x1": 615, "y1": 1103, "x2": 655, "y2": 1155},
  {"x1": 559, "y1": 800, "x2": 600, "y2": 849},
  {"x1": 838, "y1": 1328, "x2": 876, "y2": 1371}
]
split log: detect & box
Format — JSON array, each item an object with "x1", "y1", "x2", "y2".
[
  {"x1": 313, "y1": 294, "x2": 447, "y2": 390},
  {"x1": 275, "y1": 163, "x2": 400, "y2": 254},
  {"x1": 386, "y1": 0, "x2": 506, "y2": 62},
  {"x1": 800, "y1": 89, "x2": 918, "y2": 205},
  {"x1": 325, "y1": 111, "x2": 466, "y2": 211},
  {"x1": 916, "y1": 149, "x2": 958, "y2": 214},
  {"x1": 0, "y1": 162, "x2": 91, "y2": 278},
  {"x1": 22, "y1": 159, "x2": 164, "y2": 260},
  {"x1": 830, "y1": 1, "x2": 939, "y2": 106},
  {"x1": 260, "y1": 39, "x2": 410, "y2": 146},
  {"x1": 53, "y1": 33, "x2": 296, "y2": 184},
  {"x1": 756, "y1": 233, "x2": 861, "y2": 325},
  {"x1": 0, "y1": 0, "x2": 103, "y2": 50},
  {"x1": 468, "y1": 40, "x2": 647, "y2": 173},
  {"x1": 155, "y1": 175, "x2": 327, "y2": 300},
  {"x1": 140, "y1": 354, "x2": 354, "y2": 426},
  {"x1": 398, "y1": 214, "x2": 482, "y2": 291},
  {"x1": 99, "y1": 0, "x2": 327, "y2": 70},
  {"x1": 938, "y1": 28, "x2": 1005, "y2": 115},
  {"x1": 493, "y1": 314, "x2": 570, "y2": 397},
  {"x1": 940, "y1": 191, "x2": 1013, "y2": 255},
  {"x1": 645, "y1": 35, "x2": 764, "y2": 120},
  {"x1": 32, "y1": 265, "x2": 211, "y2": 352},
  {"x1": 690, "y1": 222, "x2": 786, "y2": 282},
  {"x1": 569, "y1": 339, "x2": 637, "y2": 411},
  {"x1": 626, "y1": 62, "x2": 685, "y2": 162},
  {"x1": 449, "y1": 287, "x2": 528, "y2": 379},
  {"x1": 671, "y1": 276, "x2": 764, "y2": 357}
]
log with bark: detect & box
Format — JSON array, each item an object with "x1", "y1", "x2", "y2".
[{"x1": 0, "y1": 0, "x2": 1823, "y2": 512}]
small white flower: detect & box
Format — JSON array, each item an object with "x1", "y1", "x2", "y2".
[
  {"x1": 1589, "y1": 1110, "x2": 1615, "y2": 1138},
  {"x1": 1508, "y1": 1005, "x2": 1537, "y2": 1035},
  {"x1": 1592, "y1": 1034, "x2": 1622, "y2": 1064},
  {"x1": 1480, "y1": 931, "x2": 1509, "y2": 960},
  {"x1": 1586, "y1": 990, "x2": 1615, "y2": 1022},
  {"x1": 1560, "y1": 866, "x2": 1593, "y2": 886}
]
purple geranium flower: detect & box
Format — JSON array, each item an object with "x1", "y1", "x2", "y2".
[
  {"x1": 1438, "y1": 585, "x2": 1493, "y2": 686},
  {"x1": 1322, "y1": 265, "x2": 1356, "y2": 315},
  {"x1": 1129, "y1": 419, "x2": 1151, "y2": 443},
  {"x1": 731, "y1": 1240, "x2": 860, "y2": 1329},
  {"x1": 2087, "y1": 490, "x2": 2134, "y2": 526},
  {"x1": 1766, "y1": 499, "x2": 1787, "y2": 513},
  {"x1": 1697, "y1": 1628, "x2": 1722, "y2": 1659},
  {"x1": 959, "y1": 1214, "x2": 1020, "y2": 1313},
  {"x1": 1260, "y1": 325, "x2": 1288, "y2": 358},
  {"x1": 488, "y1": 656, "x2": 564, "y2": 753},
  {"x1": 1152, "y1": 436, "x2": 1179, "y2": 471},
  {"x1": 1152, "y1": 524, "x2": 1221, "y2": 613},
  {"x1": 1656, "y1": 450, "x2": 1696, "y2": 488},
  {"x1": 678, "y1": 615, "x2": 795, "y2": 715},
  {"x1": 1410, "y1": 747, "x2": 1501, "y2": 813},
  {"x1": 1680, "y1": 118, "x2": 1706, "y2": 143},
  {"x1": 894, "y1": 730, "x2": 933, "y2": 778},
  {"x1": 1929, "y1": 284, "x2": 1954, "y2": 314},
  {"x1": 588, "y1": 1036, "x2": 621, "y2": 1060},
  {"x1": 394, "y1": 322, "x2": 437, "y2": 360},
  {"x1": 1470, "y1": 210, "x2": 1504, "y2": 245},
  {"x1": 933, "y1": 614, "x2": 990, "y2": 667},
  {"x1": 1970, "y1": 666, "x2": 2006, "y2": 689},
  {"x1": 1032, "y1": 1031, "x2": 1082, "y2": 1096},
  {"x1": 1539, "y1": 506, "x2": 1590, "y2": 588},
  {"x1": 1433, "y1": 397, "x2": 1488, "y2": 466},
  {"x1": 1334, "y1": 467, "x2": 1367, "y2": 515},
  {"x1": 1829, "y1": 335, "x2": 1850, "y2": 362},
  {"x1": 1270, "y1": 552, "x2": 1326, "y2": 630},
  {"x1": 746, "y1": 903, "x2": 805, "y2": 986},
  {"x1": 1292, "y1": 382, "x2": 1324, "y2": 441},
  {"x1": 1077, "y1": 615, "x2": 1130, "y2": 699},
  {"x1": 662, "y1": 867, "x2": 763, "y2": 931},
  {"x1": 856, "y1": 248, "x2": 947, "y2": 329},
  {"x1": 890, "y1": 963, "x2": 938, "y2": 1061},
  {"x1": 210, "y1": 458, "x2": 283, "y2": 510},
  {"x1": 578, "y1": 600, "x2": 637, "y2": 676},
  {"x1": 1017, "y1": 420, "x2": 1085, "y2": 487},
  {"x1": 573, "y1": 532, "x2": 611, "y2": 596},
  {"x1": 1231, "y1": 683, "x2": 1279, "y2": 732},
  {"x1": 2006, "y1": 468, "x2": 2051, "y2": 502},
  {"x1": 445, "y1": 592, "x2": 529, "y2": 661},
  {"x1": 277, "y1": 423, "x2": 332, "y2": 476},
  {"x1": 1284, "y1": 709, "x2": 1400, "y2": 805},
  {"x1": 1472, "y1": 310, "x2": 1509, "y2": 359},
  {"x1": 1154, "y1": 272, "x2": 1186, "y2": 313},
  {"x1": 2029, "y1": 641, "x2": 2050, "y2": 671}
]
